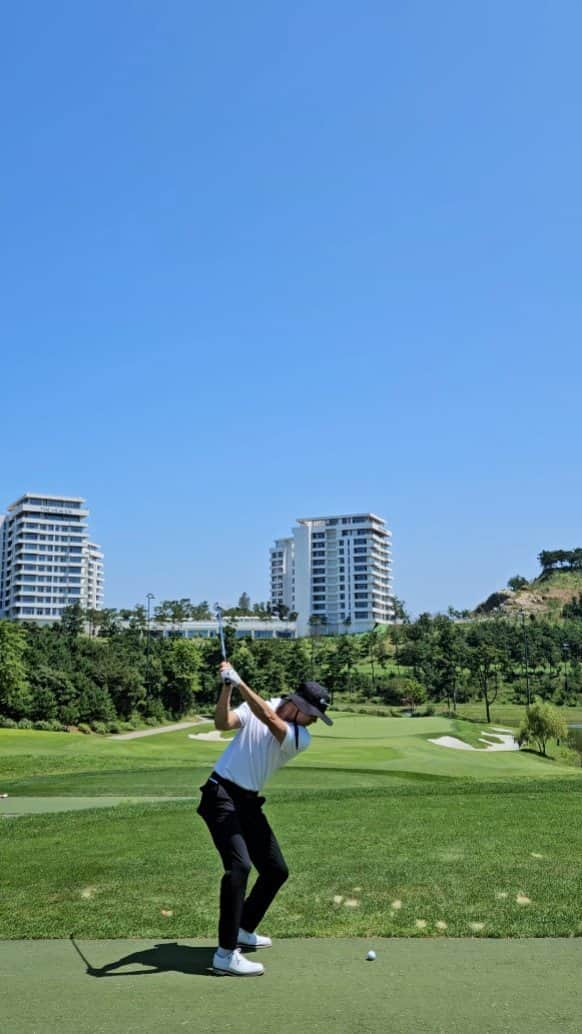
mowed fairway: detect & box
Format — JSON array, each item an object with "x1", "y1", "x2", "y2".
[{"x1": 1, "y1": 714, "x2": 581, "y2": 941}]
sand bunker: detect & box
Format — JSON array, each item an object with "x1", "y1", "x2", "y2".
[
  {"x1": 429, "y1": 727, "x2": 518, "y2": 752},
  {"x1": 187, "y1": 730, "x2": 225, "y2": 741}
]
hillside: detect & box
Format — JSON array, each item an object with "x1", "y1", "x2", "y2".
[{"x1": 474, "y1": 569, "x2": 582, "y2": 619}]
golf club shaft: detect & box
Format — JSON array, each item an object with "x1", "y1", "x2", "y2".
[
  {"x1": 215, "y1": 607, "x2": 227, "y2": 661},
  {"x1": 215, "y1": 605, "x2": 232, "y2": 686}
]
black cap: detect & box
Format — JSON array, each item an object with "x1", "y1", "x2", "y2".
[{"x1": 288, "y1": 681, "x2": 333, "y2": 726}]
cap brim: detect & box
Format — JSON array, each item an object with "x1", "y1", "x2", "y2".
[{"x1": 289, "y1": 693, "x2": 334, "y2": 726}]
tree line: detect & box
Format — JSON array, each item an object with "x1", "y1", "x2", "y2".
[
  {"x1": 1, "y1": 604, "x2": 582, "y2": 731},
  {"x1": 389, "y1": 611, "x2": 582, "y2": 720},
  {"x1": 85, "y1": 595, "x2": 296, "y2": 634},
  {"x1": 538, "y1": 549, "x2": 582, "y2": 574}
]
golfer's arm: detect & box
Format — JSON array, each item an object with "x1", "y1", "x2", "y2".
[
  {"x1": 214, "y1": 686, "x2": 241, "y2": 731},
  {"x1": 237, "y1": 680, "x2": 288, "y2": 744}
]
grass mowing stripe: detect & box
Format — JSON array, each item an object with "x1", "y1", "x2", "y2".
[{"x1": 2, "y1": 783, "x2": 581, "y2": 939}]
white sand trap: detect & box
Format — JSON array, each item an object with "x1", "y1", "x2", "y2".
[
  {"x1": 429, "y1": 731, "x2": 519, "y2": 752},
  {"x1": 187, "y1": 730, "x2": 225, "y2": 741}
]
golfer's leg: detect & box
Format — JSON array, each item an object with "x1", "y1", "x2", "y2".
[
  {"x1": 240, "y1": 808, "x2": 289, "y2": 934},
  {"x1": 199, "y1": 799, "x2": 253, "y2": 950},
  {"x1": 217, "y1": 831, "x2": 253, "y2": 950}
]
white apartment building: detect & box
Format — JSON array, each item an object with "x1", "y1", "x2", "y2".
[
  {"x1": 85, "y1": 542, "x2": 105, "y2": 611},
  {"x1": 269, "y1": 537, "x2": 295, "y2": 613},
  {"x1": 270, "y1": 513, "x2": 393, "y2": 636},
  {"x1": 0, "y1": 494, "x2": 104, "y2": 623}
]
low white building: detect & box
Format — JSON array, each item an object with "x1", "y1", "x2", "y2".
[{"x1": 145, "y1": 617, "x2": 297, "y2": 640}]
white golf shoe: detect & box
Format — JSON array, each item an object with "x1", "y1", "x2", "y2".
[
  {"x1": 237, "y1": 928, "x2": 273, "y2": 949},
  {"x1": 212, "y1": 948, "x2": 265, "y2": 977}
]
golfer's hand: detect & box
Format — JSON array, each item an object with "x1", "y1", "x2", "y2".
[{"x1": 220, "y1": 662, "x2": 242, "y2": 686}]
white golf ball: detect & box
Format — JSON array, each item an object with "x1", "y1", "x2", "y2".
[{"x1": 366, "y1": 950, "x2": 376, "y2": 961}]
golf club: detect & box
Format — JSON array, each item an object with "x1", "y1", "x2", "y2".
[
  {"x1": 70, "y1": 934, "x2": 97, "y2": 974},
  {"x1": 215, "y1": 603, "x2": 231, "y2": 684}
]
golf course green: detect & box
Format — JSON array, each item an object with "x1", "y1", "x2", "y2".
[{"x1": 2, "y1": 713, "x2": 581, "y2": 1032}]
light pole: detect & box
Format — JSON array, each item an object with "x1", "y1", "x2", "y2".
[
  {"x1": 146, "y1": 593, "x2": 155, "y2": 691},
  {"x1": 519, "y1": 610, "x2": 531, "y2": 706},
  {"x1": 562, "y1": 641, "x2": 570, "y2": 697}
]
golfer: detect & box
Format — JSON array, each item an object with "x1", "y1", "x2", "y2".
[{"x1": 197, "y1": 660, "x2": 333, "y2": 977}]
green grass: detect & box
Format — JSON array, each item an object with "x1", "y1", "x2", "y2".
[
  {"x1": 1, "y1": 714, "x2": 576, "y2": 795},
  {"x1": 1, "y1": 715, "x2": 581, "y2": 940},
  {"x1": 2, "y1": 783, "x2": 581, "y2": 939},
  {"x1": 5, "y1": 938, "x2": 582, "y2": 1034},
  {"x1": 534, "y1": 569, "x2": 582, "y2": 590},
  {"x1": 453, "y1": 702, "x2": 582, "y2": 727}
]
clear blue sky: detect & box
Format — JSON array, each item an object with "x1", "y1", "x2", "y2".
[{"x1": 2, "y1": 1, "x2": 581, "y2": 617}]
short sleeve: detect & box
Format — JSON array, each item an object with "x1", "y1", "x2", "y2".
[
  {"x1": 233, "y1": 702, "x2": 251, "y2": 727},
  {"x1": 279, "y1": 723, "x2": 310, "y2": 756}
]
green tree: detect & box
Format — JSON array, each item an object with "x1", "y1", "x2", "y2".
[
  {"x1": 465, "y1": 624, "x2": 502, "y2": 724},
  {"x1": 31, "y1": 668, "x2": 79, "y2": 725},
  {"x1": 58, "y1": 604, "x2": 85, "y2": 638},
  {"x1": 392, "y1": 596, "x2": 410, "y2": 622},
  {"x1": 508, "y1": 575, "x2": 529, "y2": 591},
  {"x1": 75, "y1": 674, "x2": 116, "y2": 723},
  {"x1": 336, "y1": 634, "x2": 358, "y2": 693},
  {"x1": 517, "y1": 699, "x2": 569, "y2": 757},
  {"x1": 0, "y1": 621, "x2": 32, "y2": 718},
  {"x1": 161, "y1": 639, "x2": 201, "y2": 717}
]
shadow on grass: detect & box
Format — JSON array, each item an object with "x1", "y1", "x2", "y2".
[{"x1": 70, "y1": 936, "x2": 215, "y2": 978}]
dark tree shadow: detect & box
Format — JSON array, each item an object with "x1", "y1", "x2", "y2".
[{"x1": 70, "y1": 937, "x2": 215, "y2": 978}]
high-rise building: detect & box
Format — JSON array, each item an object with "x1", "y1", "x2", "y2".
[
  {"x1": 85, "y1": 542, "x2": 105, "y2": 612},
  {"x1": 269, "y1": 513, "x2": 393, "y2": 636},
  {"x1": 269, "y1": 537, "x2": 295, "y2": 614},
  {"x1": 0, "y1": 493, "x2": 104, "y2": 623}
]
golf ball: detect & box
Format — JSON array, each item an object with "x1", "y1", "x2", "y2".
[{"x1": 366, "y1": 950, "x2": 376, "y2": 961}]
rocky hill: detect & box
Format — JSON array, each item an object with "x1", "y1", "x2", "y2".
[{"x1": 474, "y1": 570, "x2": 582, "y2": 619}]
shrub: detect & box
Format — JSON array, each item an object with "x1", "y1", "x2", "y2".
[
  {"x1": 77, "y1": 723, "x2": 92, "y2": 735},
  {"x1": 0, "y1": 716, "x2": 18, "y2": 729},
  {"x1": 17, "y1": 719, "x2": 34, "y2": 730},
  {"x1": 517, "y1": 699, "x2": 569, "y2": 757},
  {"x1": 46, "y1": 720, "x2": 68, "y2": 732},
  {"x1": 144, "y1": 699, "x2": 169, "y2": 724},
  {"x1": 554, "y1": 743, "x2": 581, "y2": 768},
  {"x1": 90, "y1": 721, "x2": 108, "y2": 735},
  {"x1": 414, "y1": 703, "x2": 435, "y2": 717},
  {"x1": 33, "y1": 721, "x2": 56, "y2": 731},
  {"x1": 106, "y1": 721, "x2": 122, "y2": 734}
]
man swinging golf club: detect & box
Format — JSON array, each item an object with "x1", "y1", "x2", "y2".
[{"x1": 197, "y1": 660, "x2": 333, "y2": 977}]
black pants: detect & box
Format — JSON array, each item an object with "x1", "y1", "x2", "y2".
[{"x1": 197, "y1": 774, "x2": 289, "y2": 950}]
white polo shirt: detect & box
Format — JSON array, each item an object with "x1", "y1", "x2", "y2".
[{"x1": 213, "y1": 697, "x2": 311, "y2": 791}]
